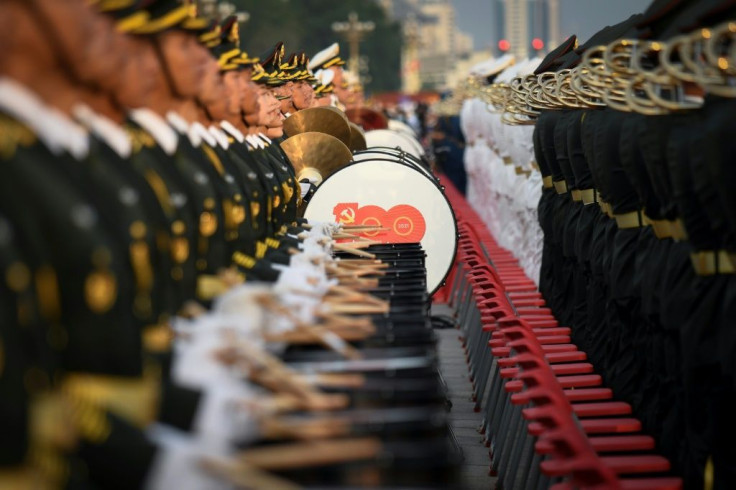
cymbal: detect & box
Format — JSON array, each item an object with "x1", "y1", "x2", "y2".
[
  {"x1": 280, "y1": 132, "x2": 353, "y2": 185},
  {"x1": 321, "y1": 105, "x2": 349, "y2": 120},
  {"x1": 345, "y1": 107, "x2": 388, "y2": 130},
  {"x1": 348, "y1": 122, "x2": 367, "y2": 152},
  {"x1": 283, "y1": 107, "x2": 352, "y2": 147}
]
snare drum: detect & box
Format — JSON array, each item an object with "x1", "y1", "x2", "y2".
[{"x1": 304, "y1": 160, "x2": 458, "y2": 294}]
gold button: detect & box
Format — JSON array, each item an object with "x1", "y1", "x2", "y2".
[
  {"x1": 129, "y1": 221, "x2": 147, "y2": 240},
  {"x1": 171, "y1": 220, "x2": 186, "y2": 235},
  {"x1": 6, "y1": 261, "x2": 30, "y2": 292},
  {"x1": 84, "y1": 270, "x2": 117, "y2": 314}
]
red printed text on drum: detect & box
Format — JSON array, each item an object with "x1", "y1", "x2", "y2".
[{"x1": 333, "y1": 202, "x2": 427, "y2": 243}]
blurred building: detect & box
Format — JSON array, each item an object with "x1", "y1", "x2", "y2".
[
  {"x1": 497, "y1": 0, "x2": 560, "y2": 59},
  {"x1": 380, "y1": 0, "x2": 474, "y2": 92},
  {"x1": 445, "y1": 49, "x2": 493, "y2": 88}
]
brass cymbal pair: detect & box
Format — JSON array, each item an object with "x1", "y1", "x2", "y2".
[
  {"x1": 280, "y1": 106, "x2": 368, "y2": 186},
  {"x1": 284, "y1": 106, "x2": 367, "y2": 152}
]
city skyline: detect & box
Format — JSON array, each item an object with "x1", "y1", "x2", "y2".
[{"x1": 450, "y1": 0, "x2": 645, "y2": 51}]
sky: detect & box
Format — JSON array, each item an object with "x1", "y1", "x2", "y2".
[{"x1": 450, "y1": 0, "x2": 646, "y2": 51}]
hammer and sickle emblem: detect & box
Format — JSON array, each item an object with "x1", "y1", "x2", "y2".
[{"x1": 339, "y1": 207, "x2": 356, "y2": 224}]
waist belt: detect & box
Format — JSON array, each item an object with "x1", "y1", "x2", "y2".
[
  {"x1": 642, "y1": 214, "x2": 689, "y2": 241},
  {"x1": 598, "y1": 200, "x2": 613, "y2": 218},
  {"x1": 580, "y1": 188, "x2": 597, "y2": 205},
  {"x1": 553, "y1": 180, "x2": 568, "y2": 194},
  {"x1": 670, "y1": 218, "x2": 688, "y2": 241},
  {"x1": 643, "y1": 215, "x2": 672, "y2": 239},
  {"x1": 613, "y1": 209, "x2": 646, "y2": 229},
  {"x1": 570, "y1": 189, "x2": 583, "y2": 202},
  {"x1": 542, "y1": 176, "x2": 553, "y2": 189},
  {"x1": 690, "y1": 250, "x2": 736, "y2": 276}
]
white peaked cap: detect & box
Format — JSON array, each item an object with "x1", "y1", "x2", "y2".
[
  {"x1": 308, "y1": 42, "x2": 340, "y2": 71},
  {"x1": 517, "y1": 57, "x2": 543, "y2": 77},
  {"x1": 469, "y1": 54, "x2": 516, "y2": 78},
  {"x1": 314, "y1": 68, "x2": 335, "y2": 86}
]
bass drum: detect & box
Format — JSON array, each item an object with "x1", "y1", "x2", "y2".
[
  {"x1": 388, "y1": 119, "x2": 418, "y2": 138},
  {"x1": 304, "y1": 159, "x2": 457, "y2": 295},
  {"x1": 353, "y1": 147, "x2": 435, "y2": 181},
  {"x1": 365, "y1": 129, "x2": 424, "y2": 161}
]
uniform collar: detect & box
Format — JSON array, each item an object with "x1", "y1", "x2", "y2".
[
  {"x1": 245, "y1": 133, "x2": 264, "y2": 150},
  {"x1": 74, "y1": 104, "x2": 131, "y2": 159},
  {"x1": 190, "y1": 121, "x2": 217, "y2": 147},
  {"x1": 0, "y1": 77, "x2": 89, "y2": 159},
  {"x1": 166, "y1": 111, "x2": 203, "y2": 149},
  {"x1": 257, "y1": 132, "x2": 272, "y2": 145},
  {"x1": 49, "y1": 108, "x2": 89, "y2": 160},
  {"x1": 165, "y1": 111, "x2": 189, "y2": 134},
  {"x1": 130, "y1": 108, "x2": 178, "y2": 155},
  {"x1": 208, "y1": 125, "x2": 230, "y2": 150},
  {"x1": 220, "y1": 120, "x2": 245, "y2": 143}
]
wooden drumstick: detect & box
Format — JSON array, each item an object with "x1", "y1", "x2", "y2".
[
  {"x1": 235, "y1": 437, "x2": 383, "y2": 471},
  {"x1": 255, "y1": 295, "x2": 363, "y2": 359},
  {"x1": 200, "y1": 457, "x2": 302, "y2": 490},
  {"x1": 260, "y1": 417, "x2": 351, "y2": 440}
]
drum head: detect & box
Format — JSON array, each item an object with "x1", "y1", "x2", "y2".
[
  {"x1": 365, "y1": 129, "x2": 424, "y2": 160},
  {"x1": 388, "y1": 119, "x2": 417, "y2": 138},
  {"x1": 304, "y1": 160, "x2": 457, "y2": 294}
]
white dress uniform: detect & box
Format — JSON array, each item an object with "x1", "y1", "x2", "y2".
[{"x1": 459, "y1": 57, "x2": 546, "y2": 285}]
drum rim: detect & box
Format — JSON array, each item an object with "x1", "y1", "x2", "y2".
[
  {"x1": 353, "y1": 147, "x2": 434, "y2": 180},
  {"x1": 354, "y1": 146, "x2": 424, "y2": 164},
  {"x1": 350, "y1": 151, "x2": 437, "y2": 183},
  {"x1": 305, "y1": 158, "x2": 458, "y2": 296}
]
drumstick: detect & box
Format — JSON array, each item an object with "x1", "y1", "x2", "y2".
[
  {"x1": 335, "y1": 277, "x2": 380, "y2": 289},
  {"x1": 235, "y1": 437, "x2": 383, "y2": 471},
  {"x1": 255, "y1": 295, "x2": 363, "y2": 360},
  {"x1": 327, "y1": 285, "x2": 388, "y2": 307},
  {"x1": 326, "y1": 265, "x2": 386, "y2": 279},
  {"x1": 200, "y1": 457, "x2": 302, "y2": 490},
  {"x1": 260, "y1": 416, "x2": 352, "y2": 440},
  {"x1": 228, "y1": 341, "x2": 315, "y2": 399},
  {"x1": 332, "y1": 263, "x2": 389, "y2": 276},
  {"x1": 316, "y1": 312, "x2": 375, "y2": 331},
  {"x1": 336, "y1": 259, "x2": 388, "y2": 268},
  {"x1": 331, "y1": 244, "x2": 376, "y2": 259},
  {"x1": 297, "y1": 373, "x2": 366, "y2": 388},
  {"x1": 235, "y1": 389, "x2": 357, "y2": 416},
  {"x1": 333, "y1": 240, "x2": 377, "y2": 250},
  {"x1": 340, "y1": 224, "x2": 389, "y2": 232},
  {"x1": 323, "y1": 302, "x2": 390, "y2": 315},
  {"x1": 331, "y1": 232, "x2": 362, "y2": 240},
  {"x1": 240, "y1": 373, "x2": 348, "y2": 411},
  {"x1": 262, "y1": 328, "x2": 372, "y2": 345}
]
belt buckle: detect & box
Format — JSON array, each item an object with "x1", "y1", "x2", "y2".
[
  {"x1": 671, "y1": 219, "x2": 688, "y2": 241},
  {"x1": 717, "y1": 250, "x2": 736, "y2": 274},
  {"x1": 691, "y1": 251, "x2": 715, "y2": 276},
  {"x1": 553, "y1": 180, "x2": 568, "y2": 194},
  {"x1": 651, "y1": 220, "x2": 672, "y2": 239}
]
